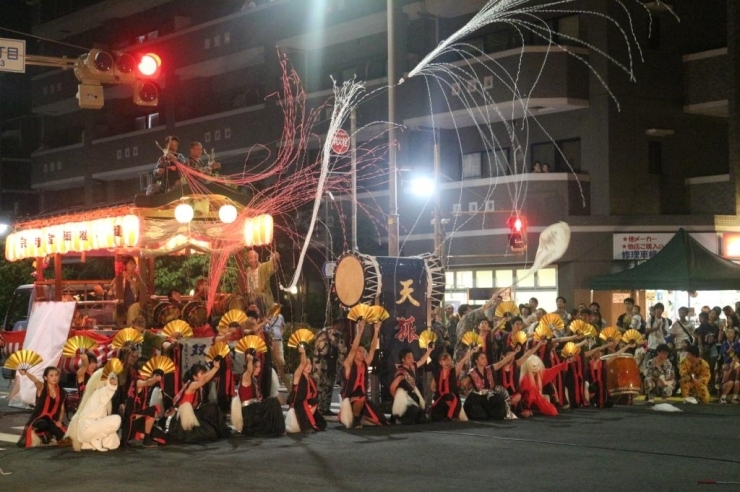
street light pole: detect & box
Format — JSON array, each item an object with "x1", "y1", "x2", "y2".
[{"x1": 387, "y1": 0, "x2": 400, "y2": 257}]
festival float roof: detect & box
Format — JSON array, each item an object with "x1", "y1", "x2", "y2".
[
  {"x1": 4, "y1": 183, "x2": 272, "y2": 261},
  {"x1": 590, "y1": 228, "x2": 740, "y2": 291}
]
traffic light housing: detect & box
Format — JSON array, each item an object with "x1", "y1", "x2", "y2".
[
  {"x1": 73, "y1": 50, "x2": 161, "y2": 108},
  {"x1": 507, "y1": 215, "x2": 527, "y2": 252}
]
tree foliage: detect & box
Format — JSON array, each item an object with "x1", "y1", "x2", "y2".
[
  {"x1": 0, "y1": 240, "x2": 34, "y2": 319},
  {"x1": 154, "y1": 254, "x2": 240, "y2": 295}
]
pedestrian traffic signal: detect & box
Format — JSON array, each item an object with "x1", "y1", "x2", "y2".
[{"x1": 507, "y1": 215, "x2": 527, "y2": 252}]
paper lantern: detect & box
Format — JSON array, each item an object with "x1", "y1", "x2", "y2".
[
  {"x1": 5, "y1": 232, "x2": 17, "y2": 261},
  {"x1": 218, "y1": 204, "x2": 238, "y2": 224},
  {"x1": 91, "y1": 218, "x2": 115, "y2": 249},
  {"x1": 27, "y1": 229, "x2": 44, "y2": 258},
  {"x1": 72, "y1": 221, "x2": 93, "y2": 252},
  {"x1": 174, "y1": 203, "x2": 194, "y2": 224},
  {"x1": 244, "y1": 214, "x2": 274, "y2": 247},
  {"x1": 114, "y1": 215, "x2": 140, "y2": 247}
]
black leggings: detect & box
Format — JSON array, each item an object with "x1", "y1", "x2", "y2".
[{"x1": 33, "y1": 417, "x2": 65, "y2": 441}]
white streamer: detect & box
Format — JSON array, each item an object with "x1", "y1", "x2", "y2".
[{"x1": 281, "y1": 79, "x2": 366, "y2": 291}]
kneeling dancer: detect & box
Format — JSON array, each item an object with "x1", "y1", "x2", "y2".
[
  {"x1": 462, "y1": 349, "x2": 516, "y2": 421},
  {"x1": 340, "y1": 320, "x2": 387, "y2": 428},
  {"x1": 66, "y1": 369, "x2": 121, "y2": 451},
  {"x1": 231, "y1": 353, "x2": 285, "y2": 437},
  {"x1": 391, "y1": 345, "x2": 434, "y2": 424}
]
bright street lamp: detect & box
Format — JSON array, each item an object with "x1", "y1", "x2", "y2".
[{"x1": 409, "y1": 176, "x2": 436, "y2": 197}]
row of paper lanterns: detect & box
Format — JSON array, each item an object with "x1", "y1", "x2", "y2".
[
  {"x1": 4, "y1": 213, "x2": 274, "y2": 261},
  {"x1": 4, "y1": 215, "x2": 141, "y2": 261}
]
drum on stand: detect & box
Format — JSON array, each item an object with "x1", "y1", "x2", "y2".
[
  {"x1": 606, "y1": 354, "x2": 641, "y2": 397},
  {"x1": 333, "y1": 252, "x2": 382, "y2": 307},
  {"x1": 152, "y1": 301, "x2": 180, "y2": 328},
  {"x1": 182, "y1": 301, "x2": 207, "y2": 327},
  {"x1": 212, "y1": 294, "x2": 248, "y2": 317}
]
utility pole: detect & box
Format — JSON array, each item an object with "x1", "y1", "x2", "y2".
[
  {"x1": 433, "y1": 131, "x2": 444, "y2": 263},
  {"x1": 350, "y1": 108, "x2": 358, "y2": 251},
  {"x1": 387, "y1": 0, "x2": 400, "y2": 257}
]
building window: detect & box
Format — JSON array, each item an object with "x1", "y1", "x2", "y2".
[
  {"x1": 214, "y1": 35, "x2": 221, "y2": 47},
  {"x1": 648, "y1": 141, "x2": 662, "y2": 174},
  {"x1": 516, "y1": 269, "x2": 535, "y2": 288},
  {"x1": 43, "y1": 163, "x2": 48, "y2": 173},
  {"x1": 224, "y1": 128, "x2": 231, "y2": 139},
  {"x1": 456, "y1": 271, "x2": 474, "y2": 289},
  {"x1": 214, "y1": 130, "x2": 221, "y2": 141},
  {"x1": 224, "y1": 32, "x2": 231, "y2": 44},
  {"x1": 475, "y1": 270, "x2": 493, "y2": 288},
  {"x1": 531, "y1": 138, "x2": 581, "y2": 172},
  {"x1": 462, "y1": 152, "x2": 482, "y2": 179},
  {"x1": 204, "y1": 38, "x2": 211, "y2": 49}
]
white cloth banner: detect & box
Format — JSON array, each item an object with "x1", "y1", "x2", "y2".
[{"x1": 8, "y1": 302, "x2": 75, "y2": 408}]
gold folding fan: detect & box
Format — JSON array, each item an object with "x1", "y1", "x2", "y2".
[
  {"x1": 561, "y1": 341, "x2": 581, "y2": 358},
  {"x1": 288, "y1": 328, "x2": 316, "y2": 349},
  {"x1": 62, "y1": 336, "x2": 97, "y2": 358},
  {"x1": 112, "y1": 328, "x2": 143, "y2": 349},
  {"x1": 4, "y1": 349, "x2": 43, "y2": 371},
  {"x1": 539, "y1": 313, "x2": 564, "y2": 332},
  {"x1": 139, "y1": 355, "x2": 176, "y2": 379},
  {"x1": 266, "y1": 304, "x2": 282, "y2": 319},
  {"x1": 163, "y1": 319, "x2": 194, "y2": 339},
  {"x1": 366, "y1": 305, "x2": 390, "y2": 323},
  {"x1": 599, "y1": 326, "x2": 622, "y2": 342},
  {"x1": 235, "y1": 335, "x2": 267, "y2": 354},
  {"x1": 461, "y1": 331, "x2": 484, "y2": 348},
  {"x1": 206, "y1": 341, "x2": 231, "y2": 361},
  {"x1": 573, "y1": 323, "x2": 598, "y2": 339},
  {"x1": 102, "y1": 358, "x2": 124, "y2": 379},
  {"x1": 418, "y1": 329, "x2": 438, "y2": 349},
  {"x1": 622, "y1": 329, "x2": 644, "y2": 345},
  {"x1": 218, "y1": 309, "x2": 248, "y2": 334},
  {"x1": 533, "y1": 325, "x2": 554, "y2": 342},
  {"x1": 511, "y1": 330, "x2": 528, "y2": 346},
  {"x1": 495, "y1": 301, "x2": 520, "y2": 318},
  {"x1": 568, "y1": 320, "x2": 587, "y2": 335},
  {"x1": 347, "y1": 303, "x2": 371, "y2": 321}
]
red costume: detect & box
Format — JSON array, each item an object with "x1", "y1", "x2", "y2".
[
  {"x1": 18, "y1": 384, "x2": 67, "y2": 447},
  {"x1": 519, "y1": 361, "x2": 569, "y2": 416},
  {"x1": 431, "y1": 367, "x2": 462, "y2": 421}
]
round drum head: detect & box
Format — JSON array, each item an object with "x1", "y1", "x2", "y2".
[
  {"x1": 152, "y1": 302, "x2": 175, "y2": 327},
  {"x1": 334, "y1": 255, "x2": 365, "y2": 307},
  {"x1": 182, "y1": 301, "x2": 207, "y2": 327}
]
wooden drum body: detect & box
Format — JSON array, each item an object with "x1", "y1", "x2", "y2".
[
  {"x1": 152, "y1": 301, "x2": 180, "y2": 328},
  {"x1": 607, "y1": 354, "x2": 641, "y2": 396},
  {"x1": 182, "y1": 301, "x2": 207, "y2": 327},
  {"x1": 333, "y1": 253, "x2": 382, "y2": 307}
]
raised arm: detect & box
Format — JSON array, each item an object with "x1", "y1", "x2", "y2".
[
  {"x1": 416, "y1": 344, "x2": 434, "y2": 368},
  {"x1": 77, "y1": 353, "x2": 90, "y2": 382},
  {"x1": 18, "y1": 369, "x2": 43, "y2": 394},
  {"x1": 516, "y1": 340, "x2": 545, "y2": 367},
  {"x1": 365, "y1": 322, "x2": 381, "y2": 365},
  {"x1": 293, "y1": 345, "x2": 308, "y2": 385},
  {"x1": 455, "y1": 346, "x2": 476, "y2": 374},
  {"x1": 188, "y1": 360, "x2": 220, "y2": 391},
  {"x1": 492, "y1": 351, "x2": 517, "y2": 371},
  {"x1": 242, "y1": 354, "x2": 254, "y2": 383},
  {"x1": 344, "y1": 320, "x2": 365, "y2": 375}
]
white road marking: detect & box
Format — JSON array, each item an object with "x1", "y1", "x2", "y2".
[{"x1": 0, "y1": 432, "x2": 20, "y2": 444}]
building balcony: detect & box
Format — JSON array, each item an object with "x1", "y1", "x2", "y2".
[{"x1": 683, "y1": 47, "x2": 729, "y2": 117}]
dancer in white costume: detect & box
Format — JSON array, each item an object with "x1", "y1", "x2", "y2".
[{"x1": 66, "y1": 369, "x2": 121, "y2": 452}]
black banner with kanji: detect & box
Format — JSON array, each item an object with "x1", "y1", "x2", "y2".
[{"x1": 371, "y1": 256, "x2": 429, "y2": 400}]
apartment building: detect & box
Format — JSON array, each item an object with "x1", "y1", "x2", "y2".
[{"x1": 14, "y1": 0, "x2": 738, "y2": 319}]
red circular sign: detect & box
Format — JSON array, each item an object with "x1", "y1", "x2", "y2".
[{"x1": 331, "y1": 129, "x2": 350, "y2": 155}]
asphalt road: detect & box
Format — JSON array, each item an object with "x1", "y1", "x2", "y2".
[{"x1": 1, "y1": 376, "x2": 739, "y2": 492}]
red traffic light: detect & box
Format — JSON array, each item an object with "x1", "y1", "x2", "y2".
[
  {"x1": 507, "y1": 215, "x2": 526, "y2": 233},
  {"x1": 138, "y1": 53, "x2": 161, "y2": 77}
]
